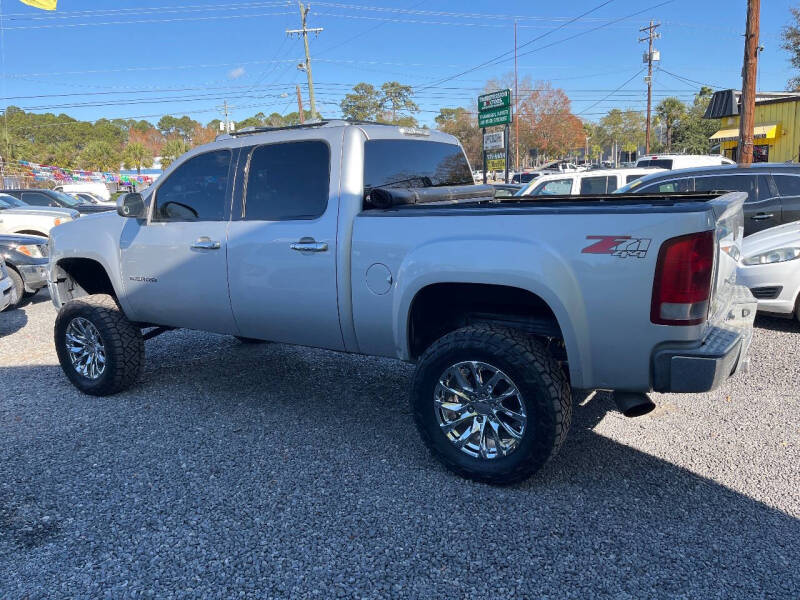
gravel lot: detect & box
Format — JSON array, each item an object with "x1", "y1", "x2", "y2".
[{"x1": 1, "y1": 292, "x2": 798, "y2": 599}]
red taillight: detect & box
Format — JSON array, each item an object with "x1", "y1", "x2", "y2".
[{"x1": 651, "y1": 230, "x2": 715, "y2": 326}]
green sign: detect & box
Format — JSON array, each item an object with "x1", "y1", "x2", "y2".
[{"x1": 478, "y1": 89, "x2": 512, "y2": 128}]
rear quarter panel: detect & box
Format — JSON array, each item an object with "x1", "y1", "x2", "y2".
[{"x1": 352, "y1": 204, "x2": 716, "y2": 391}]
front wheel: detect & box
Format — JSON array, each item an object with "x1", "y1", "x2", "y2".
[
  {"x1": 54, "y1": 294, "x2": 144, "y2": 396},
  {"x1": 411, "y1": 326, "x2": 572, "y2": 485}
]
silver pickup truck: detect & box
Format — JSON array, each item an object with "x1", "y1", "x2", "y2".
[{"x1": 48, "y1": 121, "x2": 756, "y2": 483}]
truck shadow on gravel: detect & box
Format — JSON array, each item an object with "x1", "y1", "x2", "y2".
[
  {"x1": 0, "y1": 331, "x2": 797, "y2": 596},
  {"x1": 755, "y1": 314, "x2": 800, "y2": 333}
]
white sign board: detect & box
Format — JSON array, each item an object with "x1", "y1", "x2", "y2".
[{"x1": 483, "y1": 131, "x2": 505, "y2": 150}]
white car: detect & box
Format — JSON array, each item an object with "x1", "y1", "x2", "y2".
[
  {"x1": 635, "y1": 154, "x2": 735, "y2": 170},
  {"x1": 0, "y1": 193, "x2": 77, "y2": 236},
  {"x1": 54, "y1": 183, "x2": 111, "y2": 202},
  {"x1": 516, "y1": 167, "x2": 665, "y2": 196},
  {"x1": 0, "y1": 258, "x2": 13, "y2": 311},
  {"x1": 737, "y1": 222, "x2": 800, "y2": 319}
]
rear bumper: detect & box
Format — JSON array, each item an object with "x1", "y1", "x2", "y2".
[{"x1": 652, "y1": 286, "x2": 757, "y2": 393}]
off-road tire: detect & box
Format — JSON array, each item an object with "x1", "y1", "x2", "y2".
[
  {"x1": 54, "y1": 294, "x2": 144, "y2": 396},
  {"x1": 235, "y1": 336, "x2": 268, "y2": 344},
  {"x1": 411, "y1": 326, "x2": 571, "y2": 485},
  {"x1": 2, "y1": 268, "x2": 23, "y2": 310}
]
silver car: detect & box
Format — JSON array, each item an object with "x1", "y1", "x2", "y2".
[{"x1": 738, "y1": 222, "x2": 800, "y2": 319}]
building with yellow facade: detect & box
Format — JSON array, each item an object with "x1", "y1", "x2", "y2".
[{"x1": 704, "y1": 89, "x2": 800, "y2": 163}]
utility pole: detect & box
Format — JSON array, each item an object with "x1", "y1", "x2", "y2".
[
  {"x1": 514, "y1": 21, "x2": 519, "y2": 171},
  {"x1": 738, "y1": 0, "x2": 760, "y2": 166},
  {"x1": 296, "y1": 85, "x2": 305, "y2": 124},
  {"x1": 639, "y1": 21, "x2": 661, "y2": 154},
  {"x1": 286, "y1": 2, "x2": 323, "y2": 120},
  {"x1": 218, "y1": 100, "x2": 235, "y2": 133}
]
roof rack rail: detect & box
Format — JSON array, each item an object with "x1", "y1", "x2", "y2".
[{"x1": 228, "y1": 120, "x2": 330, "y2": 136}]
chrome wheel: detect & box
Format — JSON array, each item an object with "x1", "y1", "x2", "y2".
[
  {"x1": 65, "y1": 317, "x2": 106, "y2": 380},
  {"x1": 434, "y1": 361, "x2": 527, "y2": 459}
]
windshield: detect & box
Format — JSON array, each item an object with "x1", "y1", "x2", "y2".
[
  {"x1": 636, "y1": 159, "x2": 673, "y2": 169},
  {"x1": 614, "y1": 178, "x2": 646, "y2": 194},
  {"x1": 363, "y1": 140, "x2": 473, "y2": 194},
  {"x1": 52, "y1": 190, "x2": 82, "y2": 207}
]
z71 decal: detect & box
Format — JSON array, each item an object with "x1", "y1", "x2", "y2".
[{"x1": 582, "y1": 235, "x2": 652, "y2": 259}]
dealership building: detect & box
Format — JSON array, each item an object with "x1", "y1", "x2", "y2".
[{"x1": 704, "y1": 89, "x2": 800, "y2": 163}]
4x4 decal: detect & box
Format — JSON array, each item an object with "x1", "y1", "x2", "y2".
[{"x1": 582, "y1": 235, "x2": 651, "y2": 258}]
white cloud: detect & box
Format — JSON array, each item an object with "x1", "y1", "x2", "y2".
[{"x1": 228, "y1": 66, "x2": 246, "y2": 80}]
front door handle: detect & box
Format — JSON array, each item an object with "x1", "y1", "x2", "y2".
[
  {"x1": 290, "y1": 237, "x2": 328, "y2": 253},
  {"x1": 751, "y1": 213, "x2": 774, "y2": 220},
  {"x1": 191, "y1": 236, "x2": 221, "y2": 250}
]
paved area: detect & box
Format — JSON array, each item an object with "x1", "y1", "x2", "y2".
[{"x1": 1, "y1": 292, "x2": 798, "y2": 599}]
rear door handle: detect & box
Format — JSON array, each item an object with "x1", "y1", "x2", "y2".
[
  {"x1": 191, "y1": 236, "x2": 221, "y2": 250},
  {"x1": 290, "y1": 238, "x2": 328, "y2": 253},
  {"x1": 751, "y1": 213, "x2": 774, "y2": 220}
]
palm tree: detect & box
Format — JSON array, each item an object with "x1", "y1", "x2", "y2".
[
  {"x1": 655, "y1": 97, "x2": 686, "y2": 152},
  {"x1": 159, "y1": 138, "x2": 189, "y2": 169},
  {"x1": 122, "y1": 142, "x2": 154, "y2": 175}
]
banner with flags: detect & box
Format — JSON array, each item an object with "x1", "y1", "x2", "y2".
[{"x1": 20, "y1": 0, "x2": 57, "y2": 10}]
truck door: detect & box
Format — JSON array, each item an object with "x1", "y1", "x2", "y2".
[
  {"x1": 118, "y1": 149, "x2": 238, "y2": 333},
  {"x1": 226, "y1": 139, "x2": 344, "y2": 350}
]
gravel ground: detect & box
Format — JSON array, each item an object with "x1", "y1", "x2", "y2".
[{"x1": 0, "y1": 292, "x2": 798, "y2": 599}]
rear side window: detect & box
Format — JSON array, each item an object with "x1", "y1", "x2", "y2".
[
  {"x1": 364, "y1": 140, "x2": 473, "y2": 195},
  {"x1": 245, "y1": 141, "x2": 329, "y2": 220},
  {"x1": 637, "y1": 159, "x2": 673, "y2": 169},
  {"x1": 757, "y1": 175, "x2": 775, "y2": 200},
  {"x1": 579, "y1": 176, "x2": 607, "y2": 195},
  {"x1": 773, "y1": 174, "x2": 800, "y2": 197},
  {"x1": 694, "y1": 174, "x2": 756, "y2": 202},
  {"x1": 154, "y1": 150, "x2": 231, "y2": 221},
  {"x1": 533, "y1": 179, "x2": 572, "y2": 195}
]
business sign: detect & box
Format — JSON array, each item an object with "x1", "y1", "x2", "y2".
[
  {"x1": 483, "y1": 131, "x2": 504, "y2": 150},
  {"x1": 478, "y1": 89, "x2": 512, "y2": 128},
  {"x1": 486, "y1": 151, "x2": 506, "y2": 172}
]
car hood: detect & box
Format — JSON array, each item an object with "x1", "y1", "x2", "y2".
[
  {"x1": 0, "y1": 233, "x2": 48, "y2": 246},
  {"x1": 742, "y1": 222, "x2": 800, "y2": 257},
  {"x1": 3, "y1": 206, "x2": 79, "y2": 219}
]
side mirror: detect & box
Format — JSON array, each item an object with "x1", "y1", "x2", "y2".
[{"x1": 117, "y1": 192, "x2": 146, "y2": 219}]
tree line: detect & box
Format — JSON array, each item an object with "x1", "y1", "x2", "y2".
[{"x1": 2, "y1": 78, "x2": 719, "y2": 176}]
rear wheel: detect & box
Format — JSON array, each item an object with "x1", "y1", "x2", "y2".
[
  {"x1": 411, "y1": 326, "x2": 571, "y2": 485},
  {"x1": 54, "y1": 294, "x2": 144, "y2": 396}
]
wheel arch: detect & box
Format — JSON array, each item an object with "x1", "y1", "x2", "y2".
[{"x1": 53, "y1": 257, "x2": 120, "y2": 305}]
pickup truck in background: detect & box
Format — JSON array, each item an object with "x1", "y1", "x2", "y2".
[
  {"x1": 0, "y1": 192, "x2": 77, "y2": 237},
  {"x1": 47, "y1": 121, "x2": 756, "y2": 484}
]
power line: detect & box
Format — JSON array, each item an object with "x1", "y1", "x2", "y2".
[{"x1": 576, "y1": 69, "x2": 646, "y2": 115}]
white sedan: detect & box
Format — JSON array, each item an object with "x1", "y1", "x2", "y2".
[{"x1": 737, "y1": 222, "x2": 800, "y2": 320}]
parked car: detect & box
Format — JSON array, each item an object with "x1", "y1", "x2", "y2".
[
  {"x1": 515, "y1": 167, "x2": 665, "y2": 196},
  {"x1": 510, "y1": 171, "x2": 542, "y2": 184},
  {"x1": 0, "y1": 193, "x2": 77, "y2": 236},
  {"x1": 737, "y1": 222, "x2": 800, "y2": 320},
  {"x1": 615, "y1": 163, "x2": 800, "y2": 236},
  {"x1": 48, "y1": 120, "x2": 755, "y2": 484},
  {"x1": 0, "y1": 189, "x2": 113, "y2": 214},
  {"x1": 0, "y1": 257, "x2": 13, "y2": 312},
  {"x1": 54, "y1": 182, "x2": 111, "y2": 202},
  {"x1": 0, "y1": 233, "x2": 48, "y2": 310},
  {"x1": 635, "y1": 154, "x2": 735, "y2": 170}
]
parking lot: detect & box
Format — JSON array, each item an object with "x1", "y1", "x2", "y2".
[{"x1": 0, "y1": 292, "x2": 798, "y2": 599}]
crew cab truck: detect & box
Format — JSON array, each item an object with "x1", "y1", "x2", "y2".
[{"x1": 48, "y1": 121, "x2": 756, "y2": 484}]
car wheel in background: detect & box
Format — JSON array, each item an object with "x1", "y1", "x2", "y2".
[
  {"x1": 2, "y1": 268, "x2": 24, "y2": 311},
  {"x1": 411, "y1": 326, "x2": 572, "y2": 485},
  {"x1": 54, "y1": 294, "x2": 144, "y2": 396}
]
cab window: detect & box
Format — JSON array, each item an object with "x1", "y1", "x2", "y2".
[
  {"x1": 579, "y1": 176, "x2": 607, "y2": 195},
  {"x1": 153, "y1": 150, "x2": 231, "y2": 221},
  {"x1": 244, "y1": 141, "x2": 329, "y2": 220}
]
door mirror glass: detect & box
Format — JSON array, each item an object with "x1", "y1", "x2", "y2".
[{"x1": 117, "y1": 192, "x2": 146, "y2": 219}]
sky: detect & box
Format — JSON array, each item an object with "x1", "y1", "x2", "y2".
[{"x1": 0, "y1": 0, "x2": 796, "y2": 128}]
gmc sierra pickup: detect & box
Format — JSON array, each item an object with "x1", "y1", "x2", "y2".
[{"x1": 48, "y1": 121, "x2": 756, "y2": 483}]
